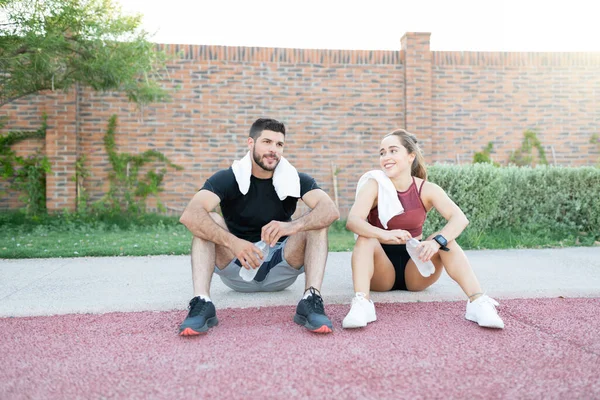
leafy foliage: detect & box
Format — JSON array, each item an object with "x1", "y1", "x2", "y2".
[
  {"x1": 97, "y1": 114, "x2": 183, "y2": 214},
  {"x1": 0, "y1": 0, "x2": 169, "y2": 106},
  {"x1": 591, "y1": 133, "x2": 599, "y2": 166},
  {"x1": 0, "y1": 116, "x2": 50, "y2": 214},
  {"x1": 473, "y1": 142, "x2": 499, "y2": 166},
  {"x1": 509, "y1": 130, "x2": 548, "y2": 166},
  {"x1": 11, "y1": 151, "x2": 51, "y2": 214},
  {"x1": 71, "y1": 154, "x2": 89, "y2": 213},
  {"x1": 424, "y1": 164, "x2": 600, "y2": 246}
]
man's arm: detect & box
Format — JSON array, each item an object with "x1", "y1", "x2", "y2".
[
  {"x1": 179, "y1": 190, "x2": 237, "y2": 248},
  {"x1": 291, "y1": 189, "x2": 340, "y2": 232},
  {"x1": 180, "y1": 190, "x2": 266, "y2": 269},
  {"x1": 261, "y1": 189, "x2": 340, "y2": 246}
]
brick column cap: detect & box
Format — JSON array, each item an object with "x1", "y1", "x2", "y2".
[{"x1": 401, "y1": 32, "x2": 432, "y2": 50}]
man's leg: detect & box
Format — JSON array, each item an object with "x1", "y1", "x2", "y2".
[
  {"x1": 284, "y1": 227, "x2": 333, "y2": 333},
  {"x1": 284, "y1": 227, "x2": 328, "y2": 291},
  {"x1": 191, "y1": 213, "x2": 236, "y2": 297},
  {"x1": 180, "y1": 212, "x2": 235, "y2": 336}
]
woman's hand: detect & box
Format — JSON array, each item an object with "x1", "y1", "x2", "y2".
[
  {"x1": 379, "y1": 229, "x2": 412, "y2": 245},
  {"x1": 416, "y1": 240, "x2": 441, "y2": 262}
]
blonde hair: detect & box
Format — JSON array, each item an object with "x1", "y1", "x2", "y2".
[{"x1": 383, "y1": 129, "x2": 427, "y2": 180}]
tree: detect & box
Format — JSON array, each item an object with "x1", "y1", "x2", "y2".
[{"x1": 0, "y1": 0, "x2": 169, "y2": 106}]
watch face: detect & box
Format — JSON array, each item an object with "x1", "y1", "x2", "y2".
[{"x1": 436, "y1": 235, "x2": 447, "y2": 246}]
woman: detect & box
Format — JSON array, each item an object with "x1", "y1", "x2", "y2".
[{"x1": 343, "y1": 129, "x2": 504, "y2": 329}]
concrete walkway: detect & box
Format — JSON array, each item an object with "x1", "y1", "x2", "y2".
[{"x1": 1, "y1": 246, "x2": 599, "y2": 317}]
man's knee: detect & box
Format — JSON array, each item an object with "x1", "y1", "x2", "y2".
[
  {"x1": 191, "y1": 235, "x2": 212, "y2": 249},
  {"x1": 288, "y1": 227, "x2": 327, "y2": 248},
  {"x1": 191, "y1": 235, "x2": 233, "y2": 270},
  {"x1": 306, "y1": 227, "x2": 328, "y2": 239}
]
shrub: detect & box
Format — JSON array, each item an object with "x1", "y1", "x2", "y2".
[{"x1": 424, "y1": 164, "x2": 600, "y2": 241}]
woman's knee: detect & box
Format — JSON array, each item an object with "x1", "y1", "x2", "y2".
[
  {"x1": 447, "y1": 239, "x2": 462, "y2": 251},
  {"x1": 354, "y1": 235, "x2": 379, "y2": 250},
  {"x1": 430, "y1": 253, "x2": 444, "y2": 271}
]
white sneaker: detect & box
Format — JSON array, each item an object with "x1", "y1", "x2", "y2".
[
  {"x1": 465, "y1": 294, "x2": 505, "y2": 329},
  {"x1": 342, "y1": 293, "x2": 377, "y2": 329}
]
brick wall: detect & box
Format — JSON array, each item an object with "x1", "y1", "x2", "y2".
[
  {"x1": 1, "y1": 33, "x2": 599, "y2": 217},
  {"x1": 71, "y1": 46, "x2": 405, "y2": 217},
  {"x1": 432, "y1": 51, "x2": 600, "y2": 165}
]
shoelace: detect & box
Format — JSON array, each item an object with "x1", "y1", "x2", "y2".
[
  {"x1": 478, "y1": 295, "x2": 499, "y2": 308},
  {"x1": 305, "y1": 287, "x2": 325, "y2": 314},
  {"x1": 188, "y1": 297, "x2": 208, "y2": 317},
  {"x1": 353, "y1": 292, "x2": 368, "y2": 305}
]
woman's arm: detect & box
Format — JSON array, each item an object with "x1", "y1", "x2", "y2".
[
  {"x1": 415, "y1": 182, "x2": 469, "y2": 261},
  {"x1": 422, "y1": 182, "x2": 469, "y2": 243},
  {"x1": 346, "y1": 179, "x2": 411, "y2": 244}
]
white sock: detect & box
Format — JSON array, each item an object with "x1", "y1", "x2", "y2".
[
  {"x1": 196, "y1": 294, "x2": 211, "y2": 303},
  {"x1": 302, "y1": 287, "x2": 322, "y2": 300}
]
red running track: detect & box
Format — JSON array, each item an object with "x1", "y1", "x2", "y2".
[{"x1": 1, "y1": 298, "x2": 599, "y2": 399}]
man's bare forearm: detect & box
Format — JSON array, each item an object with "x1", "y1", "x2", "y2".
[
  {"x1": 291, "y1": 200, "x2": 340, "y2": 233},
  {"x1": 180, "y1": 207, "x2": 237, "y2": 249}
]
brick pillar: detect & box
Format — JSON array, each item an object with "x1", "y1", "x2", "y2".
[
  {"x1": 45, "y1": 89, "x2": 77, "y2": 212},
  {"x1": 401, "y1": 32, "x2": 433, "y2": 158}
]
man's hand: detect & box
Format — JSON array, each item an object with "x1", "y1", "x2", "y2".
[
  {"x1": 230, "y1": 238, "x2": 264, "y2": 270},
  {"x1": 378, "y1": 229, "x2": 412, "y2": 245},
  {"x1": 417, "y1": 240, "x2": 440, "y2": 262},
  {"x1": 261, "y1": 221, "x2": 297, "y2": 247}
]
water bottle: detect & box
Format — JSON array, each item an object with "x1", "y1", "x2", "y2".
[
  {"x1": 405, "y1": 238, "x2": 435, "y2": 277},
  {"x1": 238, "y1": 240, "x2": 270, "y2": 282}
]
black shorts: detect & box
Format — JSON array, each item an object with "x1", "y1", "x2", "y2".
[{"x1": 380, "y1": 244, "x2": 410, "y2": 291}]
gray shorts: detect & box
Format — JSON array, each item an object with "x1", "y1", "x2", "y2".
[{"x1": 214, "y1": 238, "x2": 304, "y2": 292}]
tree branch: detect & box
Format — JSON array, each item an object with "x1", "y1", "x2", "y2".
[{"x1": 1, "y1": 87, "x2": 49, "y2": 107}]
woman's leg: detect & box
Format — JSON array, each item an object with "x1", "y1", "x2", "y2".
[
  {"x1": 350, "y1": 236, "x2": 396, "y2": 298},
  {"x1": 436, "y1": 239, "x2": 483, "y2": 298},
  {"x1": 343, "y1": 236, "x2": 397, "y2": 328},
  {"x1": 404, "y1": 238, "x2": 481, "y2": 297},
  {"x1": 404, "y1": 238, "x2": 504, "y2": 328},
  {"x1": 404, "y1": 255, "x2": 444, "y2": 292}
]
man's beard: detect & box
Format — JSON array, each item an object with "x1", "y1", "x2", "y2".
[{"x1": 253, "y1": 147, "x2": 280, "y2": 172}]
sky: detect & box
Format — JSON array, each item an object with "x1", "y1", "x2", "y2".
[{"x1": 116, "y1": 0, "x2": 599, "y2": 52}]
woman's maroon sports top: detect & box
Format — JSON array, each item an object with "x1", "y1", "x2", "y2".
[{"x1": 367, "y1": 177, "x2": 427, "y2": 237}]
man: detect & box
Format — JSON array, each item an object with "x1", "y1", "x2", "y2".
[{"x1": 178, "y1": 118, "x2": 340, "y2": 336}]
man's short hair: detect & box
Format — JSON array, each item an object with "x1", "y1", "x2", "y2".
[{"x1": 249, "y1": 118, "x2": 286, "y2": 139}]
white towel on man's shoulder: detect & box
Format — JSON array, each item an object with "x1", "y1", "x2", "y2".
[
  {"x1": 356, "y1": 170, "x2": 404, "y2": 229},
  {"x1": 231, "y1": 151, "x2": 300, "y2": 200}
]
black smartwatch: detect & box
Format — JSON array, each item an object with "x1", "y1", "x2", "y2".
[{"x1": 433, "y1": 234, "x2": 450, "y2": 252}]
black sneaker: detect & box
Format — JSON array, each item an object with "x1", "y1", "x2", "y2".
[
  {"x1": 293, "y1": 287, "x2": 333, "y2": 333},
  {"x1": 179, "y1": 296, "x2": 218, "y2": 336}
]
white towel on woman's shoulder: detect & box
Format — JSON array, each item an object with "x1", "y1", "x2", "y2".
[
  {"x1": 231, "y1": 151, "x2": 300, "y2": 200},
  {"x1": 355, "y1": 170, "x2": 404, "y2": 229}
]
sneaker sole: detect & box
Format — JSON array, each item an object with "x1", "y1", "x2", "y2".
[
  {"x1": 179, "y1": 317, "x2": 219, "y2": 336},
  {"x1": 342, "y1": 316, "x2": 376, "y2": 329},
  {"x1": 465, "y1": 314, "x2": 504, "y2": 329},
  {"x1": 293, "y1": 314, "x2": 333, "y2": 334},
  {"x1": 342, "y1": 320, "x2": 366, "y2": 329}
]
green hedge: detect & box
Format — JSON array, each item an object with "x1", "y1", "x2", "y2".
[{"x1": 423, "y1": 164, "x2": 600, "y2": 242}]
